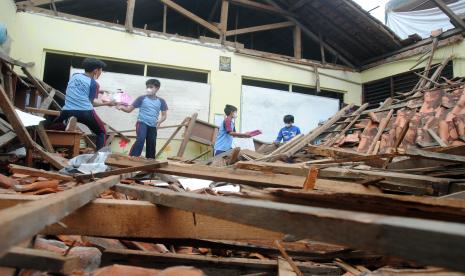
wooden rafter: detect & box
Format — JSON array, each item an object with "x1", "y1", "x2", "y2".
[
  {"x1": 160, "y1": 0, "x2": 221, "y2": 35},
  {"x1": 228, "y1": 0, "x2": 294, "y2": 16},
  {"x1": 16, "y1": 0, "x2": 69, "y2": 7},
  {"x1": 226, "y1": 21, "x2": 295, "y2": 36},
  {"x1": 430, "y1": 0, "x2": 465, "y2": 30},
  {"x1": 293, "y1": 25, "x2": 302, "y2": 59},
  {"x1": 125, "y1": 0, "x2": 136, "y2": 32}
]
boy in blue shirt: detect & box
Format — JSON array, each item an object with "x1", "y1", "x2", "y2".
[
  {"x1": 117, "y1": 79, "x2": 168, "y2": 159},
  {"x1": 214, "y1": 104, "x2": 251, "y2": 156},
  {"x1": 57, "y1": 58, "x2": 115, "y2": 150},
  {"x1": 275, "y1": 115, "x2": 301, "y2": 143}
]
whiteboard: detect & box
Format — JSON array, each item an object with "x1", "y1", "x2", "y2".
[
  {"x1": 70, "y1": 68, "x2": 211, "y2": 138},
  {"x1": 241, "y1": 85, "x2": 339, "y2": 142}
]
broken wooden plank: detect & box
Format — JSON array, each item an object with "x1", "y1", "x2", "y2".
[
  {"x1": 0, "y1": 86, "x2": 34, "y2": 149},
  {"x1": 75, "y1": 161, "x2": 168, "y2": 182},
  {"x1": 9, "y1": 164, "x2": 72, "y2": 181},
  {"x1": 404, "y1": 148, "x2": 465, "y2": 164},
  {"x1": 101, "y1": 248, "x2": 340, "y2": 275},
  {"x1": 427, "y1": 128, "x2": 448, "y2": 147},
  {"x1": 24, "y1": 107, "x2": 60, "y2": 117},
  {"x1": 0, "y1": 247, "x2": 80, "y2": 274},
  {"x1": 319, "y1": 167, "x2": 450, "y2": 195},
  {"x1": 105, "y1": 155, "x2": 304, "y2": 188},
  {"x1": 303, "y1": 167, "x2": 318, "y2": 191},
  {"x1": 264, "y1": 188, "x2": 465, "y2": 223},
  {"x1": 65, "y1": 116, "x2": 77, "y2": 132},
  {"x1": 114, "y1": 184, "x2": 465, "y2": 272},
  {"x1": 366, "y1": 109, "x2": 393, "y2": 154},
  {"x1": 0, "y1": 195, "x2": 283, "y2": 240},
  {"x1": 275, "y1": 240, "x2": 303, "y2": 276},
  {"x1": 156, "y1": 117, "x2": 188, "y2": 158},
  {"x1": 37, "y1": 122, "x2": 55, "y2": 153},
  {"x1": 278, "y1": 257, "x2": 298, "y2": 276},
  {"x1": 0, "y1": 132, "x2": 16, "y2": 149},
  {"x1": 0, "y1": 175, "x2": 120, "y2": 257},
  {"x1": 177, "y1": 113, "x2": 198, "y2": 157}
]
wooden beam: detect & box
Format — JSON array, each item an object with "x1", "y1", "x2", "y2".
[
  {"x1": 430, "y1": 0, "x2": 465, "y2": 30},
  {"x1": 125, "y1": 0, "x2": 136, "y2": 32},
  {"x1": 24, "y1": 107, "x2": 60, "y2": 116},
  {"x1": 114, "y1": 184, "x2": 465, "y2": 272},
  {"x1": 101, "y1": 249, "x2": 339, "y2": 275},
  {"x1": 293, "y1": 25, "x2": 302, "y2": 59},
  {"x1": 177, "y1": 113, "x2": 198, "y2": 157},
  {"x1": 367, "y1": 109, "x2": 393, "y2": 154},
  {"x1": 16, "y1": 0, "x2": 69, "y2": 7},
  {"x1": 163, "y1": 4, "x2": 168, "y2": 33},
  {"x1": 0, "y1": 131, "x2": 16, "y2": 148},
  {"x1": 220, "y1": 0, "x2": 229, "y2": 42},
  {"x1": 0, "y1": 195, "x2": 283, "y2": 240},
  {"x1": 39, "y1": 87, "x2": 55, "y2": 110},
  {"x1": 319, "y1": 167, "x2": 450, "y2": 195},
  {"x1": 226, "y1": 21, "x2": 294, "y2": 36},
  {"x1": 37, "y1": 122, "x2": 55, "y2": 153},
  {"x1": 228, "y1": 0, "x2": 294, "y2": 16},
  {"x1": 156, "y1": 118, "x2": 188, "y2": 159},
  {"x1": 9, "y1": 164, "x2": 73, "y2": 181},
  {"x1": 0, "y1": 247, "x2": 80, "y2": 274},
  {"x1": 75, "y1": 161, "x2": 168, "y2": 182},
  {"x1": 263, "y1": 187, "x2": 465, "y2": 224},
  {"x1": 0, "y1": 175, "x2": 120, "y2": 257},
  {"x1": 427, "y1": 128, "x2": 448, "y2": 147},
  {"x1": 160, "y1": 0, "x2": 221, "y2": 35},
  {"x1": 105, "y1": 155, "x2": 305, "y2": 188},
  {"x1": 0, "y1": 86, "x2": 34, "y2": 149}
]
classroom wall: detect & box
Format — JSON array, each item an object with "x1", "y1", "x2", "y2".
[
  {"x1": 361, "y1": 39, "x2": 465, "y2": 83},
  {"x1": 1, "y1": 2, "x2": 363, "y2": 159}
]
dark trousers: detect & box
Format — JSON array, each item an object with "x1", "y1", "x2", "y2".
[
  {"x1": 129, "y1": 121, "x2": 157, "y2": 159},
  {"x1": 56, "y1": 110, "x2": 107, "y2": 150}
]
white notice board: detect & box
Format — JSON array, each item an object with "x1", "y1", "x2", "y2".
[
  {"x1": 241, "y1": 85, "x2": 339, "y2": 142},
  {"x1": 70, "y1": 68, "x2": 211, "y2": 138}
]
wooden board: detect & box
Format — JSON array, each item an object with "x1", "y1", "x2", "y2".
[
  {"x1": 114, "y1": 184, "x2": 465, "y2": 272},
  {"x1": 0, "y1": 195, "x2": 283, "y2": 241},
  {"x1": 9, "y1": 164, "x2": 73, "y2": 181},
  {"x1": 0, "y1": 247, "x2": 80, "y2": 274},
  {"x1": 0, "y1": 175, "x2": 120, "y2": 257}
]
